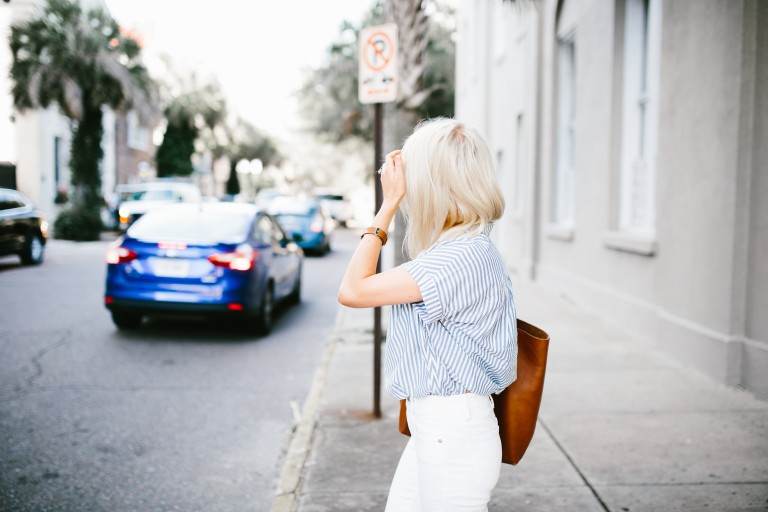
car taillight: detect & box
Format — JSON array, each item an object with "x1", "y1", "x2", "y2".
[
  {"x1": 106, "y1": 247, "x2": 138, "y2": 264},
  {"x1": 208, "y1": 245, "x2": 257, "y2": 271},
  {"x1": 310, "y1": 213, "x2": 323, "y2": 233}
]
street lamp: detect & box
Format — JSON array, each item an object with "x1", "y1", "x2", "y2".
[
  {"x1": 235, "y1": 159, "x2": 264, "y2": 199},
  {"x1": 235, "y1": 159, "x2": 253, "y2": 199},
  {"x1": 249, "y1": 159, "x2": 263, "y2": 195}
]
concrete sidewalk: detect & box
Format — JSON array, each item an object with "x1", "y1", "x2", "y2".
[{"x1": 277, "y1": 279, "x2": 768, "y2": 511}]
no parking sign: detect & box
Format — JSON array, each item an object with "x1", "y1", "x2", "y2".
[{"x1": 358, "y1": 24, "x2": 398, "y2": 104}]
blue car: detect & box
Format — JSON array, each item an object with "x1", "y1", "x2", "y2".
[
  {"x1": 104, "y1": 202, "x2": 303, "y2": 333},
  {"x1": 268, "y1": 197, "x2": 332, "y2": 255}
]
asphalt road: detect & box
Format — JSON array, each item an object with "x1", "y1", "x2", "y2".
[{"x1": 0, "y1": 228, "x2": 358, "y2": 512}]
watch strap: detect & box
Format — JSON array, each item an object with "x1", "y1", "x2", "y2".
[{"x1": 361, "y1": 227, "x2": 387, "y2": 246}]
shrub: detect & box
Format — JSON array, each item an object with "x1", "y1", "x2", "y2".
[{"x1": 53, "y1": 207, "x2": 103, "y2": 241}]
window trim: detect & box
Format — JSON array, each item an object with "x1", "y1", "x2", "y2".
[
  {"x1": 552, "y1": 30, "x2": 577, "y2": 228},
  {"x1": 603, "y1": 230, "x2": 657, "y2": 256},
  {"x1": 616, "y1": 0, "x2": 661, "y2": 235}
]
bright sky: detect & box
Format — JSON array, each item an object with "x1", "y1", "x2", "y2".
[{"x1": 105, "y1": 0, "x2": 371, "y2": 141}]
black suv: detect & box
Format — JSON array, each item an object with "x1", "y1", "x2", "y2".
[{"x1": 0, "y1": 188, "x2": 48, "y2": 265}]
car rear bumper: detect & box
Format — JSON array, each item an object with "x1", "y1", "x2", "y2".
[
  {"x1": 297, "y1": 232, "x2": 326, "y2": 250},
  {"x1": 105, "y1": 297, "x2": 255, "y2": 316}
]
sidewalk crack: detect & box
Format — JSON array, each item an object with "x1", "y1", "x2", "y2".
[{"x1": 538, "y1": 418, "x2": 611, "y2": 512}]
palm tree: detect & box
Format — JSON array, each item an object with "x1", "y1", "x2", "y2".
[
  {"x1": 156, "y1": 74, "x2": 227, "y2": 177},
  {"x1": 385, "y1": 0, "x2": 433, "y2": 264},
  {"x1": 9, "y1": 0, "x2": 154, "y2": 239}
]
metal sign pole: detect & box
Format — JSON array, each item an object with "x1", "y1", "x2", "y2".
[
  {"x1": 358, "y1": 23, "x2": 397, "y2": 420},
  {"x1": 373, "y1": 102, "x2": 384, "y2": 419}
]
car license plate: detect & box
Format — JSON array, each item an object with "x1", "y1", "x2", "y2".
[{"x1": 153, "y1": 258, "x2": 190, "y2": 278}]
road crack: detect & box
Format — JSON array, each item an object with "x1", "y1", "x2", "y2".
[
  {"x1": 0, "y1": 330, "x2": 73, "y2": 402},
  {"x1": 26, "y1": 336, "x2": 69, "y2": 388}
]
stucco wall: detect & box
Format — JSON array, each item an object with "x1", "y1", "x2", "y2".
[
  {"x1": 456, "y1": 0, "x2": 768, "y2": 398},
  {"x1": 0, "y1": 6, "x2": 16, "y2": 165},
  {"x1": 655, "y1": 1, "x2": 744, "y2": 335},
  {"x1": 15, "y1": 109, "x2": 72, "y2": 220},
  {"x1": 742, "y1": 0, "x2": 768, "y2": 396}
]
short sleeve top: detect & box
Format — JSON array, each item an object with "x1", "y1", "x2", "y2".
[{"x1": 384, "y1": 226, "x2": 518, "y2": 399}]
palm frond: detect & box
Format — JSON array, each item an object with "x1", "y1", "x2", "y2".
[
  {"x1": 8, "y1": 0, "x2": 157, "y2": 121},
  {"x1": 62, "y1": 77, "x2": 83, "y2": 119}
]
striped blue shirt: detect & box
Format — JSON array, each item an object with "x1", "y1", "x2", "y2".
[{"x1": 385, "y1": 226, "x2": 518, "y2": 399}]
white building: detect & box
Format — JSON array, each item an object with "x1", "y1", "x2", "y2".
[{"x1": 456, "y1": 0, "x2": 768, "y2": 398}]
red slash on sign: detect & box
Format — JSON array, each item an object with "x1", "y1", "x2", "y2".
[{"x1": 364, "y1": 31, "x2": 394, "y2": 71}]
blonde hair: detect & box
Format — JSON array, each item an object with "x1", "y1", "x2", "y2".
[{"x1": 400, "y1": 118, "x2": 505, "y2": 258}]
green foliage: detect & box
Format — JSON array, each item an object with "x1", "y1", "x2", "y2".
[
  {"x1": 10, "y1": 0, "x2": 153, "y2": 121},
  {"x1": 222, "y1": 117, "x2": 281, "y2": 194},
  {"x1": 9, "y1": 0, "x2": 155, "y2": 237},
  {"x1": 299, "y1": 2, "x2": 385, "y2": 142},
  {"x1": 155, "y1": 73, "x2": 228, "y2": 177},
  {"x1": 420, "y1": 4, "x2": 456, "y2": 119},
  {"x1": 164, "y1": 80, "x2": 227, "y2": 130},
  {"x1": 155, "y1": 72, "x2": 280, "y2": 179},
  {"x1": 53, "y1": 207, "x2": 103, "y2": 241},
  {"x1": 225, "y1": 167, "x2": 240, "y2": 196},
  {"x1": 69, "y1": 106, "x2": 105, "y2": 210},
  {"x1": 226, "y1": 117, "x2": 281, "y2": 168},
  {"x1": 156, "y1": 120, "x2": 197, "y2": 177},
  {"x1": 299, "y1": 0, "x2": 455, "y2": 143}
]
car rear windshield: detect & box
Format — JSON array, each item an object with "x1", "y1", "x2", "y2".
[
  {"x1": 128, "y1": 209, "x2": 251, "y2": 244},
  {"x1": 127, "y1": 190, "x2": 175, "y2": 201},
  {"x1": 270, "y1": 202, "x2": 315, "y2": 216}
]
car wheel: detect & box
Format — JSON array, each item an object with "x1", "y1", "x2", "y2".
[
  {"x1": 20, "y1": 233, "x2": 44, "y2": 265},
  {"x1": 288, "y1": 273, "x2": 301, "y2": 305},
  {"x1": 111, "y1": 310, "x2": 143, "y2": 330},
  {"x1": 255, "y1": 284, "x2": 274, "y2": 335}
]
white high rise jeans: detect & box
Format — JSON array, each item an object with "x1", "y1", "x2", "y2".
[{"x1": 385, "y1": 393, "x2": 502, "y2": 512}]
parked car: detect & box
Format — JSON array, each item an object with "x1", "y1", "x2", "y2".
[
  {"x1": 313, "y1": 189, "x2": 354, "y2": 227},
  {"x1": 115, "y1": 181, "x2": 202, "y2": 229},
  {"x1": 0, "y1": 188, "x2": 48, "y2": 265},
  {"x1": 104, "y1": 202, "x2": 303, "y2": 333},
  {"x1": 268, "y1": 197, "x2": 333, "y2": 255},
  {"x1": 254, "y1": 187, "x2": 287, "y2": 210}
]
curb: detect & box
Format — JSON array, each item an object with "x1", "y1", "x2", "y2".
[{"x1": 270, "y1": 306, "x2": 346, "y2": 512}]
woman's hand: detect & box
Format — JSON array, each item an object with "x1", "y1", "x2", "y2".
[
  {"x1": 380, "y1": 150, "x2": 405, "y2": 211},
  {"x1": 337, "y1": 148, "x2": 421, "y2": 309}
]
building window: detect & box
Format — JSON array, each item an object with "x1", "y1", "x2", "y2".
[
  {"x1": 553, "y1": 34, "x2": 576, "y2": 227},
  {"x1": 619, "y1": 0, "x2": 660, "y2": 234},
  {"x1": 53, "y1": 136, "x2": 62, "y2": 188},
  {"x1": 127, "y1": 111, "x2": 150, "y2": 151}
]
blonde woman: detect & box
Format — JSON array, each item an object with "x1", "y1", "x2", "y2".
[{"x1": 338, "y1": 118, "x2": 517, "y2": 511}]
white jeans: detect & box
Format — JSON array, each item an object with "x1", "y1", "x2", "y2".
[{"x1": 385, "y1": 393, "x2": 502, "y2": 512}]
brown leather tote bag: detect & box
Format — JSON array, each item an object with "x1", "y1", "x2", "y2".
[{"x1": 398, "y1": 318, "x2": 550, "y2": 465}]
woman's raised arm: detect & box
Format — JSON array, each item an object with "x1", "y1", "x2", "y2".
[{"x1": 338, "y1": 151, "x2": 422, "y2": 309}]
